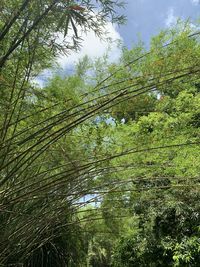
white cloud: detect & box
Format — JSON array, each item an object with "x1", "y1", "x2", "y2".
[
  {"x1": 33, "y1": 22, "x2": 122, "y2": 87},
  {"x1": 191, "y1": 0, "x2": 199, "y2": 5},
  {"x1": 57, "y1": 22, "x2": 122, "y2": 69},
  {"x1": 165, "y1": 7, "x2": 177, "y2": 27}
]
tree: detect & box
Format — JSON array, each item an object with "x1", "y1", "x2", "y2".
[
  {"x1": 107, "y1": 23, "x2": 200, "y2": 267},
  {"x1": 1, "y1": 9, "x2": 200, "y2": 266},
  {"x1": 0, "y1": 1, "x2": 125, "y2": 265}
]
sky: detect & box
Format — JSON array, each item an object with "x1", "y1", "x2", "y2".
[
  {"x1": 119, "y1": 0, "x2": 200, "y2": 48},
  {"x1": 35, "y1": 0, "x2": 199, "y2": 85},
  {"x1": 59, "y1": 0, "x2": 200, "y2": 68}
]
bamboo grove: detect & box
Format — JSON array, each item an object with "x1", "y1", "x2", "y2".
[{"x1": 0, "y1": 1, "x2": 200, "y2": 266}]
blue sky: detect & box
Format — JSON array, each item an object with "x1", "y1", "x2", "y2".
[
  {"x1": 119, "y1": 0, "x2": 199, "y2": 47},
  {"x1": 35, "y1": 0, "x2": 199, "y2": 85},
  {"x1": 59, "y1": 0, "x2": 199, "y2": 68}
]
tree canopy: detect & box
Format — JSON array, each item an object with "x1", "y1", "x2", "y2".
[{"x1": 0, "y1": 1, "x2": 200, "y2": 266}]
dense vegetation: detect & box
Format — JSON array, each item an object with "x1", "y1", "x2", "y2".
[{"x1": 0, "y1": 1, "x2": 200, "y2": 266}]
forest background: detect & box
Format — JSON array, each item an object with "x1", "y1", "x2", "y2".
[{"x1": 0, "y1": 1, "x2": 200, "y2": 266}]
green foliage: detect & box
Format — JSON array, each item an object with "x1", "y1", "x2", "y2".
[{"x1": 1, "y1": 8, "x2": 200, "y2": 266}]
